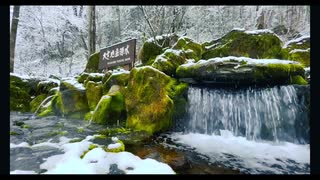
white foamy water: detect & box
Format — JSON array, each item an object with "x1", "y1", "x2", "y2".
[{"x1": 169, "y1": 131, "x2": 310, "y2": 174}]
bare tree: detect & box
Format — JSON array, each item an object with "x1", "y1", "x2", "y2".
[
  {"x1": 88, "y1": 6, "x2": 96, "y2": 56},
  {"x1": 10, "y1": 5, "x2": 20, "y2": 72}
]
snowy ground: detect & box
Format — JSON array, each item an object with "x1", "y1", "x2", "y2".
[{"x1": 10, "y1": 135, "x2": 175, "y2": 174}]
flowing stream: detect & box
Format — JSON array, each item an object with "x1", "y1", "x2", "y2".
[{"x1": 165, "y1": 85, "x2": 310, "y2": 174}]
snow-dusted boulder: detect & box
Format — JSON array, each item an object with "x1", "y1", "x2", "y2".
[
  {"x1": 138, "y1": 33, "x2": 179, "y2": 65},
  {"x1": 176, "y1": 56, "x2": 307, "y2": 85},
  {"x1": 202, "y1": 29, "x2": 283, "y2": 60}
]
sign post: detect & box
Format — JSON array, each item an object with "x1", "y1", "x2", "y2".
[{"x1": 99, "y1": 39, "x2": 136, "y2": 71}]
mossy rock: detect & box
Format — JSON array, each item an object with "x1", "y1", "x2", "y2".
[
  {"x1": 77, "y1": 73, "x2": 90, "y2": 83},
  {"x1": 152, "y1": 49, "x2": 186, "y2": 77},
  {"x1": 284, "y1": 36, "x2": 310, "y2": 51},
  {"x1": 281, "y1": 36, "x2": 310, "y2": 67},
  {"x1": 125, "y1": 66, "x2": 188, "y2": 135},
  {"x1": 36, "y1": 80, "x2": 59, "y2": 95},
  {"x1": 103, "y1": 71, "x2": 130, "y2": 94},
  {"x1": 84, "y1": 52, "x2": 100, "y2": 73},
  {"x1": 173, "y1": 37, "x2": 204, "y2": 61},
  {"x1": 202, "y1": 29, "x2": 283, "y2": 59},
  {"x1": 85, "y1": 81, "x2": 103, "y2": 111},
  {"x1": 102, "y1": 71, "x2": 113, "y2": 84},
  {"x1": 290, "y1": 75, "x2": 308, "y2": 85},
  {"x1": 104, "y1": 139, "x2": 125, "y2": 153},
  {"x1": 91, "y1": 90, "x2": 127, "y2": 126},
  {"x1": 138, "y1": 34, "x2": 180, "y2": 65},
  {"x1": 10, "y1": 74, "x2": 33, "y2": 112},
  {"x1": 176, "y1": 57, "x2": 306, "y2": 85},
  {"x1": 83, "y1": 73, "x2": 104, "y2": 87},
  {"x1": 30, "y1": 94, "x2": 48, "y2": 113},
  {"x1": 49, "y1": 80, "x2": 89, "y2": 118}
]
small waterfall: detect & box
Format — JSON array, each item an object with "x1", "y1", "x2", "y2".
[
  {"x1": 31, "y1": 95, "x2": 54, "y2": 119},
  {"x1": 182, "y1": 85, "x2": 309, "y2": 144}
]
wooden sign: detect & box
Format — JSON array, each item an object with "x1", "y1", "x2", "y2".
[{"x1": 99, "y1": 39, "x2": 136, "y2": 71}]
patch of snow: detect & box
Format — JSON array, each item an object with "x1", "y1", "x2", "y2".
[
  {"x1": 245, "y1": 29, "x2": 274, "y2": 35},
  {"x1": 111, "y1": 68, "x2": 130, "y2": 76},
  {"x1": 61, "y1": 78, "x2": 85, "y2": 90},
  {"x1": 146, "y1": 33, "x2": 174, "y2": 43},
  {"x1": 32, "y1": 134, "x2": 175, "y2": 174},
  {"x1": 10, "y1": 170, "x2": 37, "y2": 174},
  {"x1": 232, "y1": 28, "x2": 245, "y2": 31},
  {"x1": 284, "y1": 35, "x2": 310, "y2": 48},
  {"x1": 111, "y1": 137, "x2": 119, "y2": 142},
  {"x1": 289, "y1": 48, "x2": 310, "y2": 54},
  {"x1": 164, "y1": 49, "x2": 182, "y2": 56},
  {"x1": 202, "y1": 56, "x2": 300, "y2": 65},
  {"x1": 10, "y1": 73, "x2": 31, "y2": 80},
  {"x1": 107, "y1": 143, "x2": 122, "y2": 150},
  {"x1": 304, "y1": 67, "x2": 310, "y2": 71},
  {"x1": 10, "y1": 142, "x2": 30, "y2": 148}
]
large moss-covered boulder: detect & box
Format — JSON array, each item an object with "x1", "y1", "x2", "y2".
[
  {"x1": 84, "y1": 52, "x2": 100, "y2": 73},
  {"x1": 10, "y1": 73, "x2": 33, "y2": 112},
  {"x1": 138, "y1": 34, "x2": 179, "y2": 65},
  {"x1": 152, "y1": 49, "x2": 186, "y2": 77},
  {"x1": 172, "y1": 37, "x2": 204, "y2": 61},
  {"x1": 281, "y1": 36, "x2": 310, "y2": 67},
  {"x1": 91, "y1": 86, "x2": 127, "y2": 126},
  {"x1": 176, "y1": 56, "x2": 306, "y2": 85},
  {"x1": 202, "y1": 29, "x2": 283, "y2": 60},
  {"x1": 53, "y1": 78, "x2": 89, "y2": 118},
  {"x1": 125, "y1": 66, "x2": 188, "y2": 135},
  {"x1": 103, "y1": 69, "x2": 130, "y2": 94},
  {"x1": 85, "y1": 81, "x2": 103, "y2": 111}
]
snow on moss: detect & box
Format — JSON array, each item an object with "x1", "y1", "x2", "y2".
[{"x1": 284, "y1": 35, "x2": 310, "y2": 48}]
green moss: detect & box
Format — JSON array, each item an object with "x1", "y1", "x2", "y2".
[
  {"x1": 77, "y1": 73, "x2": 90, "y2": 83},
  {"x1": 102, "y1": 71, "x2": 112, "y2": 84},
  {"x1": 69, "y1": 138, "x2": 84, "y2": 143},
  {"x1": 290, "y1": 75, "x2": 308, "y2": 85},
  {"x1": 98, "y1": 127, "x2": 131, "y2": 137},
  {"x1": 91, "y1": 91, "x2": 126, "y2": 125},
  {"x1": 138, "y1": 34, "x2": 180, "y2": 65},
  {"x1": 10, "y1": 85, "x2": 31, "y2": 112},
  {"x1": 103, "y1": 72, "x2": 130, "y2": 94},
  {"x1": 10, "y1": 131, "x2": 21, "y2": 136},
  {"x1": 152, "y1": 50, "x2": 186, "y2": 76},
  {"x1": 59, "y1": 81, "x2": 89, "y2": 117},
  {"x1": 289, "y1": 50, "x2": 310, "y2": 67},
  {"x1": 80, "y1": 144, "x2": 98, "y2": 159},
  {"x1": 103, "y1": 140, "x2": 125, "y2": 153},
  {"x1": 254, "y1": 63, "x2": 305, "y2": 84},
  {"x1": 125, "y1": 66, "x2": 187, "y2": 135},
  {"x1": 84, "y1": 111, "x2": 93, "y2": 121},
  {"x1": 36, "y1": 81, "x2": 59, "y2": 95},
  {"x1": 173, "y1": 37, "x2": 204, "y2": 61},
  {"x1": 84, "y1": 52, "x2": 100, "y2": 73},
  {"x1": 202, "y1": 30, "x2": 283, "y2": 59},
  {"x1": 85, "y1": 81, "x2": 103, "y2": 110},
  {"x1": 30, "y1": 94, "x2": 47, "y2": 113},
  {"x1": 94, "y1": 134, "x2": 107, "y2": 140},
  {"x1": 77, "y1": 127, "x2": 84, "y2": 133},
  {"x1": 21, "y1": 124, "x2": 31, "y2": 129}
]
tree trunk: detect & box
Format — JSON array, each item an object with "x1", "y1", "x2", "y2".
[
  {"x1": 88, "y1": 6, "x2": 96, "y2": 57},
  {"x1": 10, "y1": 5, "x2": 20, "y2": 73}
]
